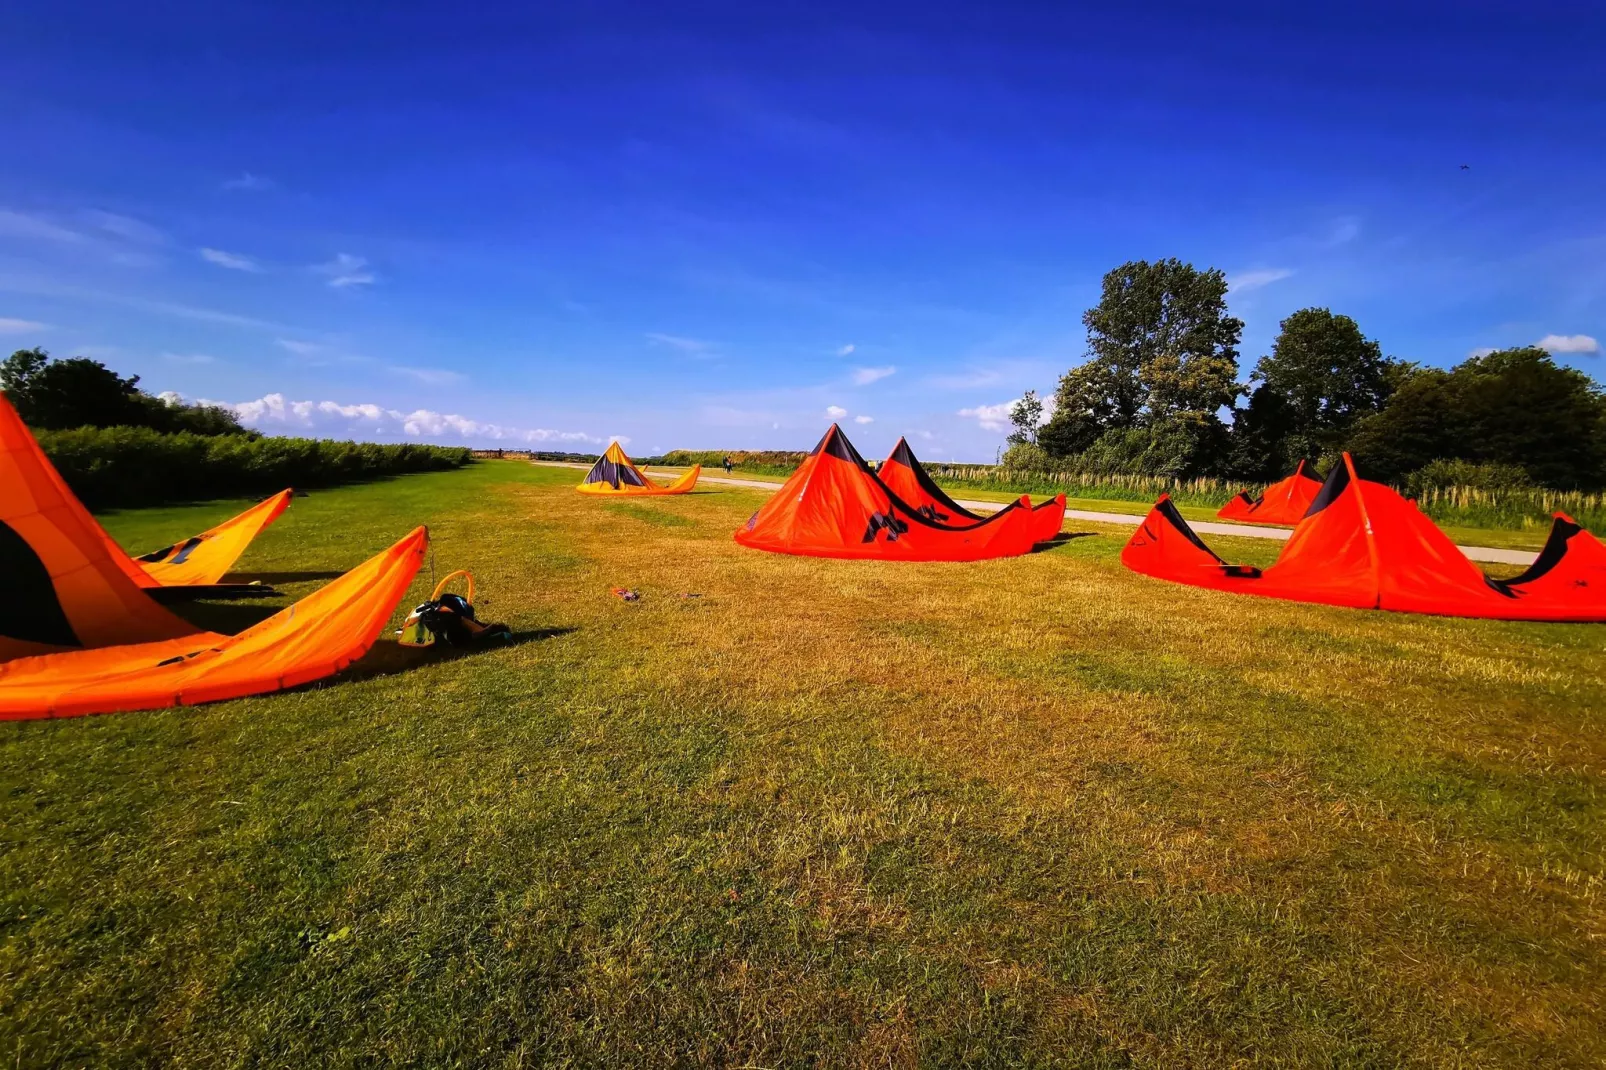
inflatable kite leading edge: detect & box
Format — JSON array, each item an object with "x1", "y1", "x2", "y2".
[
  {"x1": 577, "y1": 442, "x2": 699, "y2": 495},
  {"x1": 1216, "y1": 460, "x2": 1323, "y2": 525},
  {"x1": 734, "y1": 424, "x2": 1056, "y2": 561},
  {"x1": 1123, "y1": 454, "x2": 1606, "y2": 621}
]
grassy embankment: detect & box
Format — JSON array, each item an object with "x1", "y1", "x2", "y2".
[{"x1": 2, "y1": 460, "x2": 1603, "y2": 1065}]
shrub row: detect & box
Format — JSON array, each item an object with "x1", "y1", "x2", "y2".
[
  {"x1": 36, "y1": 426, "x2": 473, "y2": 509},
  {"x1": 655, "y1": 449, "x2": 806, "y2": 476}
]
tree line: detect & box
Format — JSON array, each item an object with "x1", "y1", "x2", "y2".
[
  {"x1": 1, "y1": 347, "x2": 249, "y2": 436},
  {"x1": 1006, "y1": 260, "x2": 1606, "y2": 491}
]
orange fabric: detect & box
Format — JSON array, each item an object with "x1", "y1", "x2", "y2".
[
  {"x1": 576, "y1": 442, "x2": 699, "y2": 495},
  {"x1": 1, "y1": 394, "x2": 199, "y2": 659},
  {"x1": 879, "y1": 437, "x2": 1066, "y2": 544},
  {"x1": 1123, "y1": 455, "x2": 1606, "y2": 621},
  {"x1": 1216, "y1": 460, "x2": 1323, "y2": 524},
  {"x1": 136, "y1": 489, "x2": 292, "y2": 586},
  {"x1": 0, "y1": 527, "x2": 429, "y2": 719},
  {"x1": 735, "y1": 425, "x2": 1045, "y2": 560}
]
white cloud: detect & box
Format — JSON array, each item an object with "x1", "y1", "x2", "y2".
[
  {"x1": 1467, "y1": 347, "x2": 1497, "y2": 358},
  {"x1": 854, "y1": 414, "x2": 874, "y2": 424},
  {"x1": 388, "y1": 365, "x2": 464, "y2": 386},
  {"x1": 223, "y1": 172, "x2": 273, "y2": 192},
  {"x1": 180, "y1": 390, "x2": 606, "y2": 445},
  {"x1": 315, "y1": 253, "x2": 375, "y2": 288},
  {"x1": 645, "y1": 332, "x2": 714, "y2": 354},
  {"x1": 1535, "y1": 333, "x2": 1600, "y2": 355},
  {"x1": 852, "y1": 365, "x2": 895, "y2": 385},
  {"x1": 826, "y1": 405, "x2": 848, "y2": 419},
  {"x1": 162, "y1": 352, "x2": 217, "y2": 364},
  {"x1": 957, "y1": 401, "x2": 1015, "y2": 432},
  {"x1": 200, "y1": 247, "x2": 262, "y2": 272},
  {"x1": 1227, "y1": 268, "x2": 1295, "y2": 293},
  {"x1": 837, "y1": 343, "x2": 856, "y2": 356},
  {"x1": 0, "y1": 209, "x2": 86, "y2": 244},
  {"x1": 0, "y1": 317, "x2": 47, "y2": 333},
  {"x1": 82, "y1": 211, "x2": 164, "y2": 244},
  {"x1": 1327, "y1": 217, "x2": 1360, "y2": 246},
  {"x1": 276, "y1": 338, "x2": 323, "y2": 356}
]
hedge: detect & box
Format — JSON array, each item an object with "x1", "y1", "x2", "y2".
[{"x1": 35, "y1": 426, "x2": 473, "y2": 509}]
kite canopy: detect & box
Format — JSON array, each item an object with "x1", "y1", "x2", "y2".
[
  {"x1": 880, "y1": 436, "x2": 1065, "y2": 544},
  {"x1": 1216, "y1": 460, "x2": 1323, "y2": 524},
  {"x1": 1, "y1": 527, "x2": 428, "y2": 719},
  {"x1": 577, "y1": 442, "x2": 698, "y2": 495},
  {"x1": 136, "y1": 489, "x2": 293, "y2": 587},
  {"x1": 734, "y1": 425, "x2": 1050, "y2": 560},
  {"x1": 1123, "y1": 454, "x2": 1606, "y2": 621},
  {"x1": 2, "y1": 393, "x2": 431, "y2": 717}
]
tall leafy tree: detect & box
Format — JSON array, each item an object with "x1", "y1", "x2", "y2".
[
  {"x1": 1248, "y1": 308, "x2": 1392, "y2": 462},
  {"x1": 1038, "y1": 259, "x2": 1243, "y2": 474},
  {"x1": 2, "y1": 348, "x2": 246, "y2": 435}
]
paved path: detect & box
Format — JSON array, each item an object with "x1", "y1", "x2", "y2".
[{"x1": 536, "y1": 462, "x2": 1537, "y2": 566}]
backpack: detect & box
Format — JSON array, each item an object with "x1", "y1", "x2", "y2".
[{"x1": 398, "y1": 571, "x2": 512, "y2": 648}]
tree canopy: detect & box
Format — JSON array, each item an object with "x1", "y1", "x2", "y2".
[{"x1": 2, "y1": 348, "x2": 249, "y2": 436}]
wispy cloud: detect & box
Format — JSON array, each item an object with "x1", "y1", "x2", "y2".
[
  {"x1": 315, "y1": 253, "x2": 376, "y2": 288},
  {"x1": 826, "y1": 405, "x2": 848, "y2": 419},
  {"x1": 388, "y1": 365, "x2": 465, "y2": 386},
  {"x1": 854, "y1": 414, "x2": 874, "y2": 424},
  {"x1": 1228, "y1": 268, "x2": 1295, "y2": 293},
  {"x1": 852, "y1": 365, "x2": 895, "y2": 385},
  {"x1": 82, "y1": 210, "x2": 164, "y2": 245},
  {"x1": 645, "y1": 331, "x2": 715, "y2": 355},
  {"x1": 837, "y1": 343, "x2": 856, "y2": 356},
  {"x1": 276, "y1": 338, "x2": 323, "y2": 357},
  {"x1": 0, "y1": 317, "x2": 47, "y2": 334},
  {"x1": 1325, "y1": 217, "x2": 1360, "y2": 247},
  {"x1": 162, "y1": 352, "x2": 218, "y2": 365},
  {"x1": 0, "y1": 209, "x2": 87, "y2": 244},
  {"x1": 223, "y1": 172, "x2": 273, "y2": 192},
  {"x1": 200, "y1": 247, "x2": 262, "y2": 272},
  {"x1": 1535, "y1": 333, "x2": 1600, "y2": 355},
  {"x1": 180, "y1": 391, "x2": 607, "y2": 445},
  {"x1": 0, "y1": 276, "x2": 295, "y2": 331}
]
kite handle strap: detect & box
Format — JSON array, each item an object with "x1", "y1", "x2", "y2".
[{"x1": 430, "y1": 570, "x2": 474, "y2": 604}]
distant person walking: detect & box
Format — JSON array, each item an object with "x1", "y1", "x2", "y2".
[{"x1": 723, "y1": 455, "x2": 732, "y2": 475}]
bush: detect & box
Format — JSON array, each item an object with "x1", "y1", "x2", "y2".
[
  {"x1": 655, "y1": 449, "x2": 806, "y2": 476},
  {"x1": 35, "y1": 426, "x2": 472, "y2": 508},
  {"x1": 1404, "y1": 459, "x2": 1533, "y2": 497}
]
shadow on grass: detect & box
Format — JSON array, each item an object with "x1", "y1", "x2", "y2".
[
  {"x1": 1030, "y1": 531, "x2": 1100, "y2": 553},
  {"x1": 336, "y1": 627, "x2": 578, "y2": 683},
  {"x1": 226, "y1": 570, "x2": 347, "y2": 584}
]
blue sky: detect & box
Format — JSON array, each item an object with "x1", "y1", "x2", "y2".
[{"x1": 0, "y1": 1, "x2": 1601, "y2": 460}]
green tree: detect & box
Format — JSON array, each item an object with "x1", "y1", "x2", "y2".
[
  {"x1": 1248, "y1": 309, "x2": 1392, "y2": 460},
  {"x1": 1347, "y1": 347, "x2": 1606, "y2": 488},
  {"x1": 1038, "y1": 259, "x2": 1243, "y2": 475},
  {"x1": 0, "y1": 347, "x2": 50, "y2": 413},
  {"x1": 1006, "y1": 389, "x2": 1044, "y2": 446},
  {"x1": 2, "y1": 347, "x2": 247, "y2": 435}
]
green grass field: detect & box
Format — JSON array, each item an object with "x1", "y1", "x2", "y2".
[{"x1": 3, "y1": 460, "x2": 1604, "y2": 1067}]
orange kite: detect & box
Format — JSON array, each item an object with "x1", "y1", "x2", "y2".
[
  {"x1": 577, "y1": 442, "x2": 698, "y2": 495},
  {"x1": 1, "y1": 394, "x2": 429, "y2": 718},
  {"x1": 879, "y1": 436, "x2": 1065, "y2": 545},
  {"x1": 134, "y1": 489, "x2": 292, "y2": 588},
  {"x1": 1124, "y1": 454, "x2": 1606, "y2": 621},
  {"x1": 1216, "y1": 460, "x2": 1323, "y2": 525},
  {"x1": 735, "y1": 425, "x2": 1053, "y2": 560}
]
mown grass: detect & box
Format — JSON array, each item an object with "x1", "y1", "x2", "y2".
[{"x1": 2, "y1": 460, "x2": 1603, "y2": 1067}]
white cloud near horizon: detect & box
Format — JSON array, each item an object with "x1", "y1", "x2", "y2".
[
  {"x1": 852, "y1": 365, "x2": 895, "y2": 385},
  {"x1": 316, "y1": 253, "x2": 375, "y2": 288},
  {"x1": 168, "y1": 390, "x2": 609, "y2": 446},
  {"x1": 854, "y1": 414, "x2": 874, "y2": 424},
  {"x1": 0, "y1": 317, "x2": 47, "y2": 333},
  {"x1": 200, "y1": 247, "x2": 262, "y2": 272},
  {"x1": 826, "y1": 404, "x2": 848, "y2": 419},
  {"x1": 959, "y1": 395, "x2": 1055, "y2": 434},
  {"x1": 1535, "y1": 333, "x2": 1600, "y2": 355},
  {"x1": 1227, "y1": 267, "x2": 1295, "y2": 293}
]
